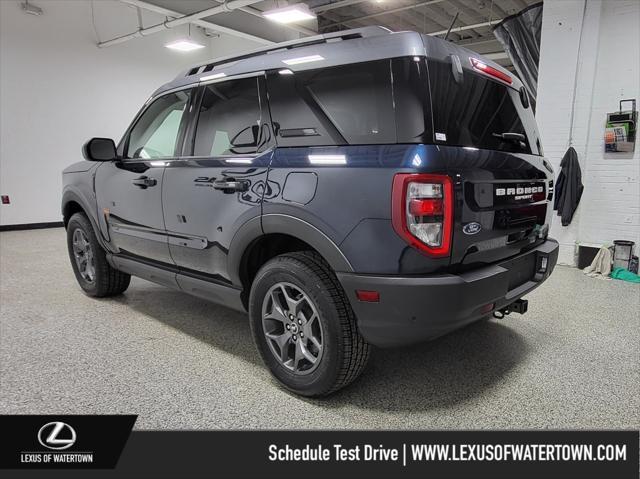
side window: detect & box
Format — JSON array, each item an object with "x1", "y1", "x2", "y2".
[
  {"x1": 305, "y1": 60, "x2": 395, "y2": 145},
  {"x1": 392, "y1": 57, "x2": 433, "y2": 144},
  {"x1": 127, "y1": 90, "x2": 190, "y2": 159},
  {"x1": 193, "y1": 77, "x2": 262, "y2": 157},
  {"x1": 266, "y1": 70, "x2": 337, "y2": 147},
  {"x1": 266, "y1": 59, "x2": 396, "y2": 147}
]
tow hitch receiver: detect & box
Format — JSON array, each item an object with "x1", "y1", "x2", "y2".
[{"x1": 493, "y1": 299, "x2": 528, "y2": 318}]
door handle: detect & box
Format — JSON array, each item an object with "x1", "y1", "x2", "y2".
[
  {"x1": 213, "y1": 179, "x2": 249, "y2": 193},
  {"x1": 132, "y1": 176, "x2": 157, "y2": 189}
]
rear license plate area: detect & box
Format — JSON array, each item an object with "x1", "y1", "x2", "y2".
[{"x1": 505, "y1": 253, "x2": 536, "y2": 290}]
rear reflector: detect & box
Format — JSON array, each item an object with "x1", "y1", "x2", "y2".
[
  {"x1": 538, "y1": 256, "x2": 548, "y2": 273},
  {"x1": 480, "y1": 303, "x2": 495, "y2": 314},
  {"x1": 356, "y1": 290, "x2": 380, "y2": 302},
  {"x1": 470, "y1": 57, "x2": 512, "y2": 85}
]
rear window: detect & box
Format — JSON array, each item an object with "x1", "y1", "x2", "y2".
[{"x1": 427, "y1": 59, "x2": 536, "y2": 155}]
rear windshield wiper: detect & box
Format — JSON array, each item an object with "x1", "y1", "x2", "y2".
[
  {"x1": 492, "y1": 132, "x2": 526, "y2": 142},
  {"x1": 492, "y1": 132, "x2": 528, "y2": 151}
]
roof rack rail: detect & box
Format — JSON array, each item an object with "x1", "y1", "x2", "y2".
[{"x1": 179, "y1": 26, "x2": 392, "y2": 79}]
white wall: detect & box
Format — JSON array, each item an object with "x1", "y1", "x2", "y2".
[
  {"x1": 537, "y1": 0, "x2": 640, "y2": 265},
  {"x1": 0, "y1": 0, "x2": 266, "y2": 226}
]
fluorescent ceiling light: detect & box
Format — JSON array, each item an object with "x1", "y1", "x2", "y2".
[
  {"x1": 308, "y1": 154, "x2": 347, "y2": 165},
  {"x1": 225, "y1": 158, "x2": 253, "y2": 164},
  {"x1": 200, "y1": 72, "x2": 226, "y2": 82},
  {"x1": 165, "y1": 39, "x2": 206, "y2": 52},
  {"x1": 21, "y1": 1, "x2": 43, "y2": 15},
  {"x1": 282, "y1": 54, "x2": 324, "y2": 66},
  {"x1": 263, "y1": 4, "x2": 316, "y2": 24},
  {"x1": 149, "y1": 160, "x2": 167, "y2": 167},
  {"x1": 278, "y1": 69, "x2": 294, "y2": 75}
]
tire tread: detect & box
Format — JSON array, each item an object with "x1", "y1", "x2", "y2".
[{"x1": 272, "y1": 251, "x2": 370, "y2": 395}]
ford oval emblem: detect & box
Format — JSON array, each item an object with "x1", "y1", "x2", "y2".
[{"x1": 463, "y1": 222, "x2": 482, "y2": 235}]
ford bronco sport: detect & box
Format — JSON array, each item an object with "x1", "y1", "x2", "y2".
[{"x1": 62, "y1": 27, "x2": 558, "y2": 396}]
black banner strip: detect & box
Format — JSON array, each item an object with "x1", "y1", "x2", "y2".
[{"x1": 1, "y1": 418, "x2": 638, "y2": 479}]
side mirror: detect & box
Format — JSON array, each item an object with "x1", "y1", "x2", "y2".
[{"x1": 82, "y1": 137, "x2": 117, "y2": 161}]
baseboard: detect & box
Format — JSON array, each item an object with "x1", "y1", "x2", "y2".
[{"x1": 0, "y1": 221, "x2": 64, "y2": 232}]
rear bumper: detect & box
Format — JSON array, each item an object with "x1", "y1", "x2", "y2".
[{"x1": 337, "y1": 238, "x2": 559, "y2": 348}]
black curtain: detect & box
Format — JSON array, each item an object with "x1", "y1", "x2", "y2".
[{"x1": 493, "y1": 2, "x2": 543, "y2": 112}]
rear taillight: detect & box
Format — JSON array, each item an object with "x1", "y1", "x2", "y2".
[
  {"x1": 470, "y1": 57, "x2": 512, "y2": 85},
  {"x1": 391, "y1": 173, "x2": 453, "y2": 257}
]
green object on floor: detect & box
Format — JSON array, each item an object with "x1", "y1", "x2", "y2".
[{"x1": 610, "y1": 267, "x2": 640, "y2": 283}]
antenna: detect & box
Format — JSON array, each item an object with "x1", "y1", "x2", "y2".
[{"x1": 444, "y1": 11, "x2": 460, "y2": 41}]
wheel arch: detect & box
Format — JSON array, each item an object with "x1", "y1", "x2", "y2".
[
  {"x1": 229, "y1": 214, "x2": 353, "y2": 306},
  {"x1": 62, "y1": 200, "x2": 84, "y2": 227},
  {"x1": 61, "y1": 189, "x2": 109, "y2": 249}
]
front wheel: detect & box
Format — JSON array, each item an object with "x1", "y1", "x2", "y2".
[
  {"x1": 249, "y1": 251, "x2": 370, "y2": 396},
  {"x1": 66, "y1": 212, "x2": 131, "y2": 297}
]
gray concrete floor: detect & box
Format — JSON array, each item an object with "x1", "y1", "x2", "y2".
[{"x1": 0, "y1": 228, "x2": 638, "y2": 430}]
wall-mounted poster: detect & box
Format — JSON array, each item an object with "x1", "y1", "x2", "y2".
[{"x1": 605, "y1": 99, "x2": 637, "y2": 153}]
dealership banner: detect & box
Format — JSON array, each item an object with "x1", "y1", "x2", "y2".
[
  {"x1": 1, "y1": 416, "x2": 638, "y2": 478},
  {"x1": 0, "y1": 415, "x2": 136, "y2": 470}
]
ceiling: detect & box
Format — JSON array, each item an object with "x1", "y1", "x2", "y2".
[
  {"x1": 312, "y1": 0, "x2": 540, "y2": 69},
  {"x1": 114, "y1": 0, "x2": 543, "y2": 70}
]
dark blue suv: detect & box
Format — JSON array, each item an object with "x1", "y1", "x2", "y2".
[{"x1": 62, "y1": 27, "x2": 558, "y2": 396}]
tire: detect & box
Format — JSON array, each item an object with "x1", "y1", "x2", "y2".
[
  {"x1": 66, "y1": 212, "x2": 130, "y2": 297},
  {"x1": 249, "y1": 251, "x2": 370, "y2": 397}
]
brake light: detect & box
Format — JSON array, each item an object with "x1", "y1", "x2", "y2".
[
  {"x1": 392, "y1": 173, "x2": 453, "y2": 257},
  {"x1": 470, "y1": 57, "x2": 512, "y2": 85},
  {"x1": 409, "y1": 198, "x2": 443, "y2": 216}
]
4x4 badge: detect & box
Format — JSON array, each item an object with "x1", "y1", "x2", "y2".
[{"x1": 463, "y1": 222, "x2": 482, "y2": 235}]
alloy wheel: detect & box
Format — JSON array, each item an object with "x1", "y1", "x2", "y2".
[
  {"x1": 261, "y1": 282, "x2": 324, "y2": 375},
  {"x1": 72, "y1": 228, "x2": 95, "y2": 284}
]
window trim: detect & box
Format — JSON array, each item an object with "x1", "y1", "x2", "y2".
[{"x1": 199, "y1": 70, "x2": 266, "y2": 87}]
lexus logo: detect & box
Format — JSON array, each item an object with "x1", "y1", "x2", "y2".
[{"x1": 37, "y1": 422, "x2": 77, "y2": 450}]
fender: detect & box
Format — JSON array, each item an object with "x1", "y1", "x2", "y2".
[
  {"x1": 227, "y1": 214, "x2": 354, "y2": 287},
  {"x1": 262, "y1": 213, "x2": 353, "y2": 273},
  {"x1": 61, "y1": 187, "x2": 112, "y2": 252},
  {"x1": 262, "y1": 214, "x2": 353, "y2": 274}
]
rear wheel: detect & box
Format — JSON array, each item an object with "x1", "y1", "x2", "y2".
[
  {"x1": 66, "y1": 212, "x2": 130, "y2": 297},
  {"x1": 249, "y1": 251, "x2": 370, "y2": 397}
]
